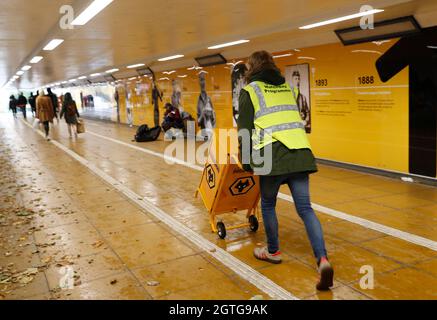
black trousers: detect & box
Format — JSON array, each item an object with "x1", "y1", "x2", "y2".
[{"x1": 42, "y1": 121, "x2": 50, "y2": 136}]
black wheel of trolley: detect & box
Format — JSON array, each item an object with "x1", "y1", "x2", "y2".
[
  {"x1": 249, "y1": 215, "x2": 259, "y2": 232},
  {"x1": 217, "y1": 222, "x2": 226, "y2": 239}
]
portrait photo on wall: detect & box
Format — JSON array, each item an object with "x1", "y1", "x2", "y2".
[
  {"x1": 285, "y1": 63, "x2": 311, "y2": 133},
  {"x1": 197, "y1": 72, "x2": 216, "y2": 139},
  {"x1": 231, "y1": 63, "x2": 248, "y2": 127},
  {"x1": 124, "y1": 83, "x2": 133, "y2": 127},
  {"x1": 171, "y1": 79, "x2": 183, "y2": 112}
]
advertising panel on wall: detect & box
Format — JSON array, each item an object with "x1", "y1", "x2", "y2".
[
  {"x1": 84, "y1": 32, "x2": 437, "y2": 178},
  {"x1": 231, "y1": 63, "x2": 247, "y2": 127},
  {"x1": 285, "y1": 63, "x2": 311, "y2": 133},
  {"x1": 197, "y1": 72, "x2": 217, "y2": 136}
]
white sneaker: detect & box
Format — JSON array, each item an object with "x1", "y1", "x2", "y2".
[{"x1": 253, "y1": 247, "x2": 282, "y2": 264}]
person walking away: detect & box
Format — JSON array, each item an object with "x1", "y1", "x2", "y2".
[
  {"x1": 9, "y1": 95, "x2": 17, "y2": 118},
  {"x1": 17, "y1": 93, "x2": 28, "y2": 119},
  {"x1": 60, "y1": 92, "x2": 80, "y2": 139},
  {"x1": 47, "y1": 88, "x2": 59, "y2": 124},
  {"x1": 36, "y1": 89, "x2": 55, "y2": 140},
  {"x1": 237, "y1": 51, "x2": 334, "y2": 291},
  {"x1": 28, "y1": 92, "x2": 37, "y2": 117}
]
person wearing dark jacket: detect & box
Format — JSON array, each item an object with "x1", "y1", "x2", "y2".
[
  {"x1": 237, "y1": 51, "x2": 333, "y2": 291},
  {"x1": 47, "y1": 88, "x2": 59, "y2": 123},
  {"x1": 151, "y1": 81, "x2": 163, "y2": 127},
  {"x1": 60, "y1": 92, "x2": 80, "y2": 139},
  {"x1": 28, "y1": 92, "x2": 37, "y2": 117},
  {"x1": 162, "y1": 103, "x2": 184, "y2": 132},
  {"x1": 17, "y1": 93, "x2": 28, "y2": 119},
  {"x1": 9, "y1": 95, "x2": 17, "y2": 118}
]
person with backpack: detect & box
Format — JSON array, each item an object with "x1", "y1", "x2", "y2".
[{"x1": 60, "y1": 92, "x2": 80, "y2": 139}]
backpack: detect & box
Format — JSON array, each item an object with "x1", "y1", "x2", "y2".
[
  {"x1": 135, "y1": 124, "x2": 161, "y2": 142},
  {"x1": 67, "y1": 102, "x2": 76, "y2": 117}
]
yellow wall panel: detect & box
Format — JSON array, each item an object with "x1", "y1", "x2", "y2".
[{"x1": 66, "y1": 39, "x2": 411, "y2": 175}]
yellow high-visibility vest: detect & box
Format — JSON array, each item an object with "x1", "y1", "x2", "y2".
[{"x1": 244, "y1": 81, "x2": 311, "y2": 150}]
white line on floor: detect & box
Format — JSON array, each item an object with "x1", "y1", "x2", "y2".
[
  {"x1": 21, "y1": 120, "x2": 298, "y2": 300},
  {"x1": 86, "y1": 129, "x2": 437, "y2": 252}
]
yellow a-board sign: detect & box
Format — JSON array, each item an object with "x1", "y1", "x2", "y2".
[{"x1": 196, "y1": 129, "x2": 260, "y2": 239}]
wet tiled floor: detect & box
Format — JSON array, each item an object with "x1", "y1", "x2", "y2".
[{"x1": 1, "y1": 116, "x2": 436, "y2": 300}]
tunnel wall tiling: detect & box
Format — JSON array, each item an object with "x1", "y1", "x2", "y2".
[{"x1": 56, "y1": 30, "x2": 437, "y2": 179}]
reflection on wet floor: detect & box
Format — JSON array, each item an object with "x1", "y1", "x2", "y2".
[{"x1": 0, "y1": 116, "x2": 436, "y2": 300}]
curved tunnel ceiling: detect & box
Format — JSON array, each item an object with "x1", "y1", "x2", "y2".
[{"x1": 2, "y1": 0, "x2": 437, "y2": 89}]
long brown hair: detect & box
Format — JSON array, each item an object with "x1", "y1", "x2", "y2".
[{"x1": 245, "y1": 50, "x2": 280, "y2": 82}]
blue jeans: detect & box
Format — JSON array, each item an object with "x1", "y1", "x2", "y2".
[{"x1": 260, "y1": 172, "x2": 327, "y2": 260}]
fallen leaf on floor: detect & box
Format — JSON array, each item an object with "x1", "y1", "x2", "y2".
[
  {"x1": 17, "y1": 275, "x2": 34, "y2": 285},
  {"x1": 146, "y1": 281, "x2": 160, "y2": 287},
  {"x1": 22, "y1": 268, "x2": 38, "y2": 276},
  {"x1": 42, "y1": 256, "x2": 52, "y2": 264},
  {"x1": 92, "y1": 240, "x2": 105, "y2": 248},
  {"x1": 110, "y1": 279, "x2": 118, "y2": 285},
  {"x1": 4, "y1": 252, "x2": 12, "y2": 257}
]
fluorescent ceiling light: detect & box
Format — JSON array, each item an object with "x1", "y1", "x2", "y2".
[
  {"x1": 30, "y1": 56, "x2": 43, "y2": 64},
  {"x1": 208, "y1": 40, "x2": 250, "y2": 50},
  {"x1": 428, "y1": 46, "x2": 437, "y2": 49},
  {"x1": 90, "y1": 73, "x2": 101, "y2": 77},
  {"x1": 158, "y1": 55, "x2": 184, "y2": 62},
  {"x1": 351, "y1": 49, "x2": 382, "y2": 55},
  {"x1": 187, "y1": 66, "x2": 203, "y2": 70},
  {"x1": 16, "y1": 71, "x2": 25, "y2": 75},
  {"x1": 163, "y1": 70, "x2": 176, "y2": 75},
  {"x1": 372, "y1": 40, "x2": 391, "y2": 46},
  {"x1": 178, "y1": 75, "x2": 187, "y2": 78},
  {"x1": 127, "y1": 63, "x2": 145, "y2": 69},
  {"x1": 69, "y1": 79, "x2": 77, "y2": 82},
  {"x1": 227, "y1": 61, "x2": 243, "y2": 66},
  {"x1": 43, "y1": 39, "x2": 64, "y2": 51},
  {"x1": 72, "y1": 0, "x2": 114, "y2": 26},
  {"x1": 78, "y1": 76, "x2": 87, "y2": 79},
  {"x1": 21, "y1": 65, "x2": 32, "y2": 71},
  {"x1": 106, "y1": 68, "x2": 119, "y2": 73},
  {"x1": 298, "y1": 56, "x2": 316, "y2": 60},
  {"x1": 273, "y1": 53, "x2": 293, "y2": 59},
  {"x1": 128, "y1": 77, "x2": 137, "y2": 80},
  {"x1": 159, "y1": 77, "x2": 170, "y2": 81},
  {"x1": 299, "y1": 9, "x2": 384, "y2": 29}
]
